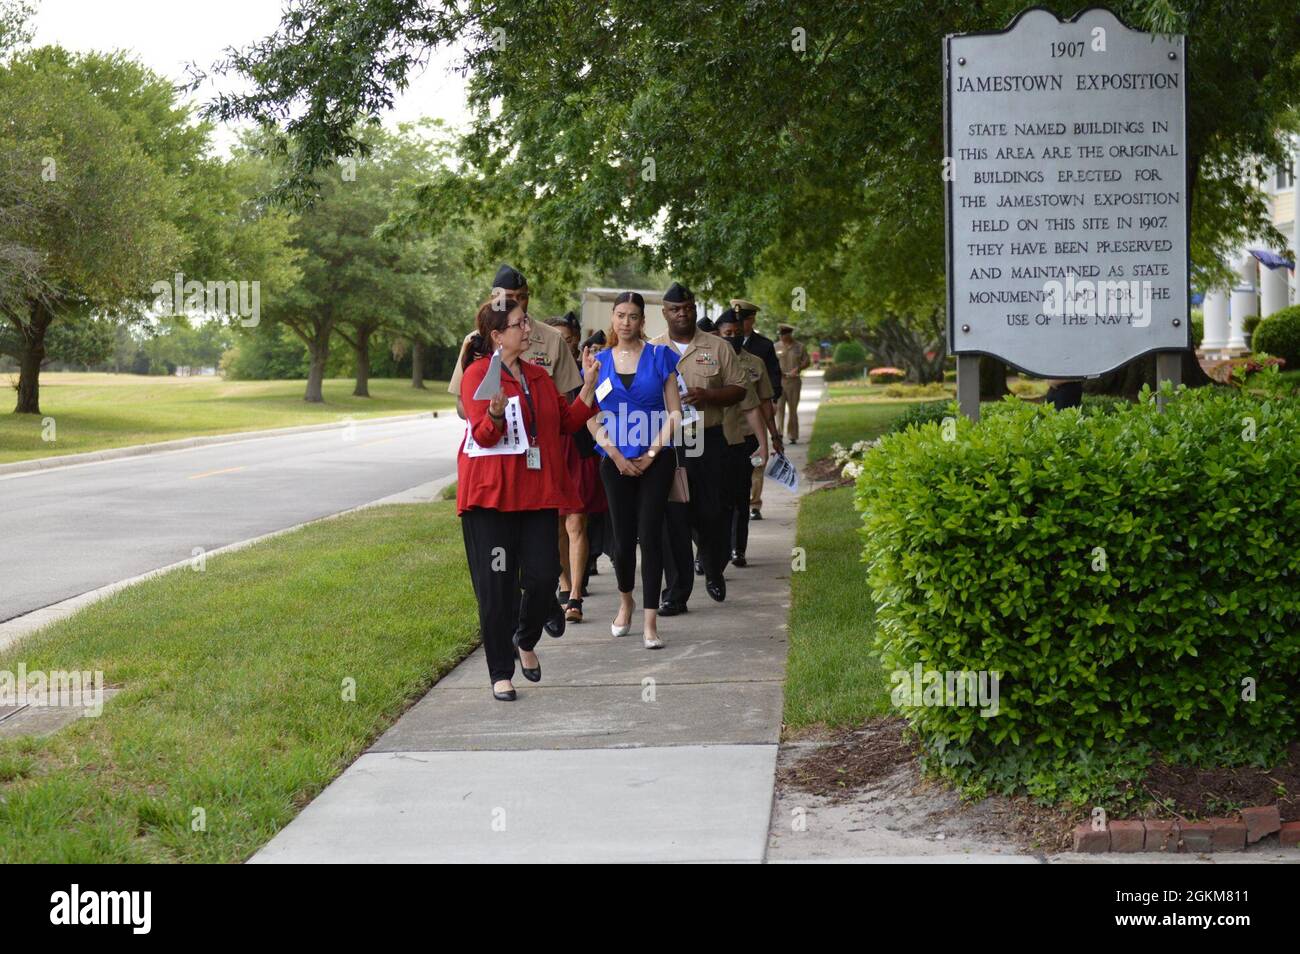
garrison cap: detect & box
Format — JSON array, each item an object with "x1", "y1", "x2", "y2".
[
  {"x1": 492, "y1": 264, "x2": 527, "y2": 291},
  {"x1": 663, "y1": 281, "x2": 694, "y2": 303},
  {"x1": 714, "y1": 309, "x2": 742, "y2": 328},
  {"x1": 696, "y1": 315, "x2": 716, "y2": 333}
]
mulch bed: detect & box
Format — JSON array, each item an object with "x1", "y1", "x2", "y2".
[
  {"x1": 1125, "y1": 743, "x2": 1300, "y2": 823},
  {"x1": 778, "y1": 716, "x2": 1299, "y2": 853},
  {"x1": 805, "y1": 455, "x2": 854, "y2": 489},
  {"x1": 778, "y1": 717, "x2": 918, "y2": 800}
]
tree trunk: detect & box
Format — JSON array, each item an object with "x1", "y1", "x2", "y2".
[
  {"x1": 15, "y1": 338, "x2": 44, "y2": 414},
  {"x1": 410, "y1": 339, "x2": 426, "y2": 389},
  {"x1": 1086, "y1": 351, "x2": 1214, "y2": 399},
  {"x1": 979, "y1": 356, "x2": 1010, "y2": 400},
  {"x1": 352, "y1": 329, "x2": 371, "y2": 397},
  {"x1": 14, "y1": 300, "x2": 52, "y2": 415},
  {"x1": 304, "y1": 329, "x2": 329, "y2": 403}
]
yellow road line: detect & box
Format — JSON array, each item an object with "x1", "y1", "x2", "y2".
[{"x1": 188, "y1": 466, "x2": 246, "y2": 480}]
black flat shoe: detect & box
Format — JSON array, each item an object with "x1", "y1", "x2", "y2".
[
  {"x1": 513, "y1": 633, "x2": 541, "y2": 682},
  {"x1": 750, "y1": 508, "x2": 762, "y2": 520},
  {"x1": 658, "y1": 600, "x2": 687, "y2": 616},
  {"x1": 493, "y1": 686, "x2": 517, "y2": 702},
  {"x1": 732, "y1": 552, "x2": 748, "y2": 568},
  {"x1": 706, "y1": 577, "x2": 726, "y2": 602},
  {"x1": 543, "y1": 596, "x2": 566, "y2": 638}
]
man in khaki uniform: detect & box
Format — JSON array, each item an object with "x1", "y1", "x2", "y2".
[
  {"x1": 775, "y1": 323, "x2": 811, "y2": 443},
  {"x1": 650, "y1": 282, "x2": 745, "y2": 609},
  {"x1": 716, "y1": 308, "x2": 775, "y2": 567},
  {"x1": 448, "y1": 264, "x2": 581, "y2": 419},
  {"x1": 732, "y1": 298, "x2": 781, "y2": 520}
]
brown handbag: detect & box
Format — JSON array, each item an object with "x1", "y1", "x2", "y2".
[{"x1": 668, "y1": 464, "x2": 690, "y2": 503}]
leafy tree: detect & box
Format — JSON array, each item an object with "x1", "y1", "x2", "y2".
[
  {"x1": 0, "y1": 55, "x2": 181, "y2": 413},
  {"x1": 207, "y1": 0, "x2": 1300, "y2": 389}
]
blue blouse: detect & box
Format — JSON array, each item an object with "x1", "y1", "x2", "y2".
[{"x1": 593, "y1": 344, "x2": 680, "y2": 460}]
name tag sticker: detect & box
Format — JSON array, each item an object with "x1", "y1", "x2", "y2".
[{"x1": 595, "y1": 377, "x2": 614, "y2": 402}]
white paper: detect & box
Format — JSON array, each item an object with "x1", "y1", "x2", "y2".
[
  {"x1": 676, "y1": 372, "x2": 700, "y2": 426},
  {"x1": 595, "y1": 376, "x2": 614, "y2": 402},
  {"x1": 472, "y1": 348, "x2": 503, "y2": 401},
  {"x1": 463, "y1": 396, "x2": 528, "y2": 457},
  {"x1": 765, "y1": 452, "x2": 799, "y2": 493}
]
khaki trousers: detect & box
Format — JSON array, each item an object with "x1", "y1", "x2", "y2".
[{"x1": 777, "y1": 375, "x2": 802, "y2": 442}]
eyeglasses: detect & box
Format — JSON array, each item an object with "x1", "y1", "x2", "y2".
[{"x1": 505, "y1": 315, "x2": 531, "y2": 331}]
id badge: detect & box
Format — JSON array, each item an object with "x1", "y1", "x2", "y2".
[{"x1": 525, "y1": 446, "x2": 542, "y2": 470}]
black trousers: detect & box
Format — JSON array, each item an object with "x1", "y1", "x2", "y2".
[
  {"x1": 728, "y1": 435, "x2": 759, "y2": 558},
  {"x1": 662, "y1": 425, "x2": 728, "y2": 604},
  {"x1": 462, "y1": 508, "x2": 559, "y2": 683},
  {"x1": 599, "y1": 451, "x2": 675, "y2": 607}
]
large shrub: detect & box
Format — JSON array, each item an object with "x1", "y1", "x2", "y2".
[
  {"x1": 857, "y1": 389, "x2": 1300, "y2": 802},
  {"x1": 832, "y1": 340, "x2": 867, "y2": 364},
  {"x1": 1253, "y1": 304, "x2": 1300, "y2": 370}
]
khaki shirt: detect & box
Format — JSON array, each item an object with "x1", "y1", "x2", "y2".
[
  {"x1": 724, "y1": 349, "x2": 773, "y2": 444},
  {"x1": 776, "y1": 339, "x2": 809, "y2": 377},
  {"x1": 448, "y1": 319, "x2": 581, "y2": 396},
  {"x1": 649, "y1": 329, "x2": 745, "y2": 430}
]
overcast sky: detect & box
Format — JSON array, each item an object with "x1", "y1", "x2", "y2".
[{"x1": 31, "y1": 0, "x2": 473, "y2": 151}]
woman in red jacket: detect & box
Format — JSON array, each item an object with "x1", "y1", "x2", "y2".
[{"x1": 459, "y1": 296, "x2": 599, "y2": 701}]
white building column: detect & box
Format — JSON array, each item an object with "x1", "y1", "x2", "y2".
[
  {"x1": 1260, "y1": 258, "x2": 1290, "y2": 317},
  {"x1": 1227, "y1": 254, "x2": 1256, "y2": 351},
  {"x1": 1201, "y1": 287, "x2": 1231, "y2": 352},
  {"x1": 1294, "y1": 138, "x2": 1299, "y2": 307}
]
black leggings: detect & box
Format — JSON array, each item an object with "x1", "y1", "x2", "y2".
[
  {"x1": 599, "y1": 452, "x2": 675, "y2": 607},
  {"x1": 461, "y1": 507, "x2": 560, "y2": 683}
]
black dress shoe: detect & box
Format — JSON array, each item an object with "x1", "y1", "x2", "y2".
[
  {"x1": 750, "y1": 508, "x2": 762, "y2": 520},
  {"x1": 732, "y1": 552, "x2": 748, "y2": 567},
  {"x1": 512, "y1": 632, "x2": 541, "y2": 682},
  {"x1": 543, "y1": 596, "x2": 566, "y2": 638},
  {"x1": 706, "y1": 577, "x2": 726, "y2": 602},
  {"x1": 493, "y1": 687, "x2": 517, "y2": 701},
  {"x1": 658, "y1": 601, "x2": 688, "y2": 616},
  {"x1": 693, "y1": 558, "x2": 704, "y2": 576}
]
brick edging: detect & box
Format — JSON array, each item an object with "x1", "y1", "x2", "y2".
[{"x1": 1073, "y1": 806, "x2": 1297, "y2": 853}]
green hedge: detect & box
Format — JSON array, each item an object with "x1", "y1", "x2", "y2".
[
  {"x1": 823, "y1": 361, "x2": 865, "y2": 382},
  {"x1": 856, "y1": 389, "x2": 1300, "y2": 803},
  {"x1": 1253, "y1": 305, "x2": 1300, "y2": 370},
  {"x1": 832, "y1": 340, "x2": 868, "y2": 364}
]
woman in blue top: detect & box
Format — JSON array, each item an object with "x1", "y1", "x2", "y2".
[{"x1": 588, "y1": 292, "x2": 683, "y2": 649}]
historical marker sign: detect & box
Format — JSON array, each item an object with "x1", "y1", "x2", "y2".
[{"x1": 945, "y1": 7, "x2": 1189, "y2": 378}]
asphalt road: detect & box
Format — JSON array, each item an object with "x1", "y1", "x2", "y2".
[{"x1": 0, "y1": 415, "x2": 464, "y2": 622}]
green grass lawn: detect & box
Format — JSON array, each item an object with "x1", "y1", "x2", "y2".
[
  {"x1": 806, "y1": 399, "x2": 932, "y2": 463},
  {"x1": 785, "y1": 396, "x2": 917, "y2": 732},
  {"x1": 0, "y1": 502, "x2": 477, "y2": 863},
  {"x1": 0, "y1": 372, "x2": 456, "y2": 464}
]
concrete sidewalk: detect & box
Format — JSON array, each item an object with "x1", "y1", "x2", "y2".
[{"x1": 252, "y1": 377, "x2": 825, "y2": 863}]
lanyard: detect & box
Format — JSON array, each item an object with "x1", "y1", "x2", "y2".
[{"x1": 502, "y1": 363, "x2": 538, "y2": 445}]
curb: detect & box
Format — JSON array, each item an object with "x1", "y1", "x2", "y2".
[{"x1": 0, "y1": 411, "x2": 446, "y2": 478}]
